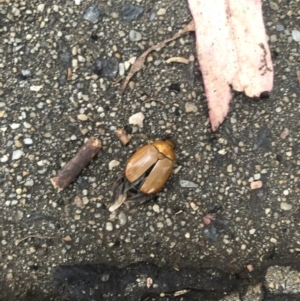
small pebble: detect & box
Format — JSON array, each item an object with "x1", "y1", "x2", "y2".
[
  {"x1": 109, "y1": 160, "x2": 120, "y2": 170},
  {"x1": 250, "y1": 180, "x2": 262, "y2": 190},
  {"x1": 153, "y1": 204, "x2": 160, "y2": 213},
  {"x1": 10, "y1": 123, "x2": 20, "y2": 129},
  {"x1": 249, "y1": 229, "x2": 256, "y2": 234},
  {"x1": 23, "y1": 138, "x2": 33, "y2": 145},
  {"x1": 77, "y1": 114, "x2": 88, "y2": 121},
  {"x1": 179, "y1": 180, "x2": 198, "y2": 188},
  {"x1": 129, "y1": 112, "x2": 145, "y2": 128},
  {"x1": 157, "y1": 8, "x2": 166, "y2": 15},
  {"x1": 106, "y1": 222, "x2": 113, "y2": 231},
  {"x1": 157, "y1": 222, "x2": 164, "y2": 229},
  {"x1": 292, "y1": 30, "x2": 300, "y2": 42},
  {"x1": 118, "y1": 211, "x2": 127, "y2": 226},
  {"x1": 280, "y1": 128, "x2": 289, "y2": 139},
  {"x1": 37, "y1": 3, "x2": 45, "y2": 12},
  {"x1": 12, "y1": 150, "x2": 23, "y2": 160},
  {"x1": 129, "y1": 30, "x2": 142, "y2": 42},
  {"x1": 280, "y1": 202, "x2": 292, "y2": 211},
  {"x1": 185, "y1": 102, "x2": 198, "y2": 113}
]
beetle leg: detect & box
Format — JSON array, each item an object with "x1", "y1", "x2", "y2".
[
  {"x1": 126, "y1": 192, "x2": 155, "y2": 204},
  {"x1": 109, "y1": 173, "x2": 127, "y2": 212}
]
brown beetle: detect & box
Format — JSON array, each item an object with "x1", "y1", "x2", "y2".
[{"x1": 109, "y1": 139, "x2": 175, "y2": 211}]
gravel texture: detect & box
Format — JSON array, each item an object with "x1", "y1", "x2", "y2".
[{"x1": 0, "y1": 0, "x2": 300, "y2": 300}]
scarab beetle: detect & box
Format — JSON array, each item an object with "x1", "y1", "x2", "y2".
[
  {"x1": 109, "y1": 139, "x2": 175, "y2": 211},
  {"x1": 125, "y1": 139, "x2": 175, "y2": 194}
]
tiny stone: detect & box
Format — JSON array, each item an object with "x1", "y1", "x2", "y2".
[
  {"x1": 109, "y1": 160, "x2": 120, "y2": 170},
  {"x1": 1, "y1": 155, "x2": 8, "y2": 162},
  {"x1": 122, "y1": 4, "x2": 143, "y2": 22},
  {"x1": 270, "y1": 238, "x2": 277, "y2": 243},
  {"x1": 249, "y1": 229, "x2": 256, "y2": 234},
  {"x1": 253, "y1": 173, "x2": 261, "y2": 180},
  {"x1": 119, "y1": 63, "x2": 125, "y2": 76},
  {"x1": 157, "y1": 222, "x2": 164, "y2": 229},
  {"x1": 292, "y1": 30, "x2": 300, "y2": 42},
  {"x1": 77, "y1": 114, "x2": 88, "y2": 121},
  {"x1": 74, "y1": 196, "x2": 83, "y2": 208},
  {"x1": 153, "y1": 204, "x2": 160, "y2": 213},
  {"x1": 10, "y1": 123, "x2": 20, "y2": 129},
  {"x1": 37, "y1": 3, "x2": 45, "y2": 12},
  {"x1": 185, "y1": 102, "x2": 198, "y2": 113},
  {"x1": 129, "y1": 112, "x2": 145, "y2": 128},
  {"x1": 15, "y1": 140, "x2": 23, "y2": 148},
  {"x1": 118, "y1": 211, "x2": 127, "y2": 226},
  {"x1": 179, "y1": 180, "x2": 198, "y2": 188},
  {"x1": 185, "y1": 232, "x2": 190, "y2": 238},
  {"x1": 129, "y1": 30, "x2": 142, "y2": 42},
  {"x1": 12, "y1": 150, "x2": 23, "y2": 160},
  {"x1": 23, "y1": 138, "x2": 33, "y2": 145},
  {"x1": 157, "y1": 8, "x2": 166, "y2": 15},
  {"x1": 227, "y1": 164, "x2": 233, "y2": 173},
  {"x1": 280, "y1": 128, "x2": 289, "y2": 139},
  {"x1": 106, "y1": 222, "x2": 113, "y2": 231},
  {"x1": 280, "y1": 202, "x2": 292, "y2": 211},
  {"x1": 250, "y1": 180, "x2": 262, "y2": 190},
  {"x1": 83, "y1": 5, "x2": 101, "y2": 24}
]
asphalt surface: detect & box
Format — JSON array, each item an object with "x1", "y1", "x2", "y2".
[{"x1": 0, "y1": 0, "x2": 300, "y2": 300}]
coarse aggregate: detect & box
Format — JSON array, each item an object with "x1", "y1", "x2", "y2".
[{"x1": 0, "y1": 0, "x2": 300, "y2": 299}]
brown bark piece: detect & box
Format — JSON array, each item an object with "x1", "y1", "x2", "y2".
[
  {"x1": 114, "y1": 128, "x2": 132, "y2": 145},
  {"x1": 50, "y1": 137, "x2": 101, "y2": 191}
]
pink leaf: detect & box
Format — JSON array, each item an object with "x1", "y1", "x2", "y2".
[{"x1": 187, "y1": 0, "x2": 274, "y2": 131}]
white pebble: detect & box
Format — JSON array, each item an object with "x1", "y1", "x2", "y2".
[
  {"x1": 153, "y1": 204, "x2": 160, "y2": 213},
  {"x1": 1, "y1": 155, "x2": 8, "y2": 162},
  {"x1": 119, "y1": 63, "x2": 125, "y2": 76},
  {"x1": 249, "y1": 229, "x2": 256, "y2": 235},
  {"x1": 12, "y1": 150, "x2": 23, "y2": 160},
  {"x1": 10, "y1": 123, "x2": 20, "y2": 129},
  {"x1": 108, "y1": 160, "x2": 120, "y2": 170},
  {"x1": 106, "y1": 222, "x2": 113, "y2": 231},
  {"x1": 185, "y1": 232, "x2": 190, "y2": 238},
  {"x1": 23, "y1": 122, "x2": 31, "y2": 129},
  {"x1": 280, "y1": 202, "x2": 292, "y2": 211},
  {"x1": 129, "y1": 112, "x2": 145, "y2": 128},
  {"x1": 270, "y1": 238, "x2": 277, "y2": 243},
  {"x1": 24, "y1": 179, "x2": 34, "y2": 186},
  {"x1": 254, "y1": 173, "x2": 261, "y2": 180},
  {"x1": 129, "y1": 30, "x2": 142, "y2": 42},
  {"x1": 157, "y1": 222, "x2": 164, "y2": 229},
  {"x1": 37, "y1": 3, "x2": 45, "y2": 12},
  {"x1": 179, "y1": 180, "x2": 198, "y2": 188},
  {"x1": 118, "y1": 211, "x2": 127, "y2": 226},
  {"x1": 157, "y1": 8, "x2": 166, "y2": 15},
  {"x1": 23, "y1": 138, "x2": 33, "y2": 145},
  {"x1": 292, "y1": 30, "x2": 300, "y2": 42}
]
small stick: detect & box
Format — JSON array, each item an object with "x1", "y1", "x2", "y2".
[
  {"x1": 119, "y1": 20, "x2": 195, "y2": 95},
  {"x1": 50, "y1": 137, "x2": 101, "y2": 191},
  {"x1": 15, "y1": 235, "x2": 58, "y2": 246}
]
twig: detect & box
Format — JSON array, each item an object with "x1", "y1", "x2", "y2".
[
  {"x1": 15, "y1": 235, "x2": 58, "y2": 246},
  {"x1": 119, "y1": 21, "x2": 195, "y2": 94}
]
